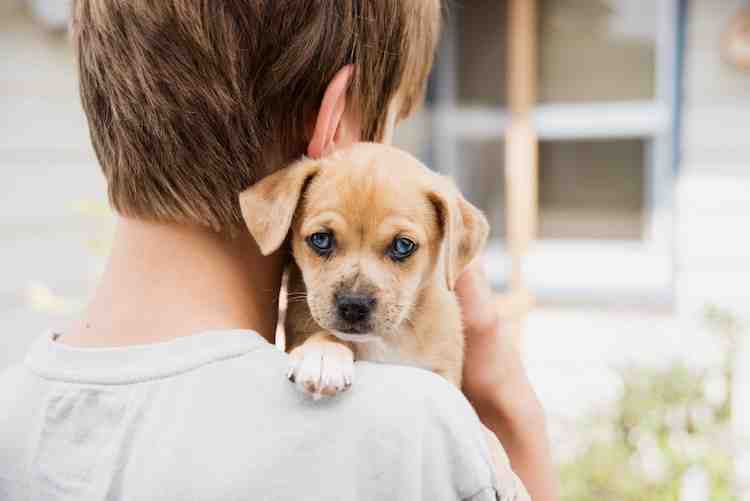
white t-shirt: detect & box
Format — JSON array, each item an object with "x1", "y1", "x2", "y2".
[{"x1": 0, "y1": 330, "x2": 526, "y2": 500}]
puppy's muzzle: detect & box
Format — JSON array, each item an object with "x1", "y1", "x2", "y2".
[{"x1": 334, "y1": 291, "x2": 376, "y2": 333}]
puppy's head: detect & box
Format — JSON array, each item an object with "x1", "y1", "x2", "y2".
[{"x1": 240, "y1": 143, "x2": 488, "y2": 341}]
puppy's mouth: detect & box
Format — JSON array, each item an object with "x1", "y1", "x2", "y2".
[
  {"x1": 333, "y1": 319, "x2": 375, "y2": 335},
  {"x1": 309, "y1": 312, "x2": 378, "y2": 343},
  {"x1": 330, "y1": 330, "x2": 380, "y2": 343}
]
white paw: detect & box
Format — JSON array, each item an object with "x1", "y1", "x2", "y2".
[{"x1": 287, "y1": 341, "x2": 354, "y2": 399}]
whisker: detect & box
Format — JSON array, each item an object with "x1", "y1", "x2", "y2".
[{"x1": 286, "y1": 298, "x2": 309, "y2": 305}]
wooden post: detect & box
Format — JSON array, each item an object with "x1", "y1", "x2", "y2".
[{"x1": 504, "y1": 0, "x2": 538, "y2": 341}]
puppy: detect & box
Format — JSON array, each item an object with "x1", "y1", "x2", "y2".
[{"x1": 240, "y1": 143, "x2": 489, "y2": 398}]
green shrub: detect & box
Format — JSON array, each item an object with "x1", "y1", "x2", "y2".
[{"x1": 559, "y1": 307, "x2": 742, "y2": 501}]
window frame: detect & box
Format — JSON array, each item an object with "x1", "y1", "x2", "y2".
[{"x1": 428, "y1": 0, "x2": 682, "y2": 304}]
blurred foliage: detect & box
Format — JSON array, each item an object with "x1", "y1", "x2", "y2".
[{"x1": 559, "y1": 307, "x2": 743, "y2": 501}]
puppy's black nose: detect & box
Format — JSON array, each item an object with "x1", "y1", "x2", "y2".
[{"x1": 335, "y1": 292, "x2": 376, "y2": 324}]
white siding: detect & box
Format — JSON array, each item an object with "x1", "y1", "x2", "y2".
[
  {"x1": 677, "y1": 1, "x2": 750, "y2": 323},
  {"x1": 0, "y1": 3, "x2": 106, "y2": 368}
]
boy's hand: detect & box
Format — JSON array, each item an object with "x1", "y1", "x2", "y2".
[
  {"x1": 456, "y1": 260, "x2": 545, "y2": 422},
  {"x1": 456, "y1": 260, "x2": 560, "y2": 501},
  {"x1": 456, "y1": 260, "x2": 517, "y2": 406}
]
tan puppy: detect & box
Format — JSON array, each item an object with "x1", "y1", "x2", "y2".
[{"x1": 240, "y1": 143, "x2": 488, "y2": 398}]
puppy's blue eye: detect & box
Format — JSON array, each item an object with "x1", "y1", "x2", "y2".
[
  {"x1": 307, "y1": 231, "x2": 334, "y2": 255},
  {"x1": 389, "y1": 237, "x2": 417, "y2": 261}
]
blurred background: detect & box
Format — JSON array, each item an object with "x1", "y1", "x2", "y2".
[{"x1": 1, "y1": 1, "x2": 749, "y2": 499}]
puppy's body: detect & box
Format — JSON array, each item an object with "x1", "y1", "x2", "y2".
[{"x1": 241, "y1": 143, "x2": 488, "y2": 397}]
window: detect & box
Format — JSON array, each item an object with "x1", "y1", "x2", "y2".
[
  {"x1": 426, "y1": 0, "x2": 680, "y2": 302},
  {"x1": 539, "y1": 139, "x2": 645, "y2": 240},
  {"x1": 539, "y1": 0, "x2": 657, "y2": 103}
]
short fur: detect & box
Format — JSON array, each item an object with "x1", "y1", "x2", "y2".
[{"x1": 240, "y1": 143, "x2": 489, "y2": 396}]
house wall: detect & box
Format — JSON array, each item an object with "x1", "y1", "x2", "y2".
[
  {"x1": 676, "y1": 1, "x2": 750, "y2": 322},
  {"x1": 678, "y1": 4, "x2": 750, "y2": 492},
  {"x1": 0, "y1": 2, "x2": 107, "y2": 368}
]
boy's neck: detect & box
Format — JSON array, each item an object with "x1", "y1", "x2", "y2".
[{"x1": 62, "y1": 217, "x2": 283, "y2": 347}]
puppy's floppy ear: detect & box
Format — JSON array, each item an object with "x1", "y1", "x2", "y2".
[
  {"x1": 429, "y1": 184, "x2": 490, "y2": 290},
  {"x1": 239, "y1": 157, "x2": 320, "y2": 255}
]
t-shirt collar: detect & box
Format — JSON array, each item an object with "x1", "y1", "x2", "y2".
[{"x1": 24, "y1": 329, "x2": 267, "y2": 385}]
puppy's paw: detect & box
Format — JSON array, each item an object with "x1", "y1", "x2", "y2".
[{"x1": 287, "y1": 339, "x2": 354, "y2": 399}]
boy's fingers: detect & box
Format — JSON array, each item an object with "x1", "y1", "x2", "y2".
[{"x1": 456, "y1": 261, "x2": 500, "y2": 339}]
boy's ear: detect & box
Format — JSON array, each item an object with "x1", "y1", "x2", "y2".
[
  {"x1": 307, "y1": 65, "x2": 354, "y2": 159},
  {"x1": 239, "y1": 158, "x2": 320, "y2": 255},
  {"x1": 429, "y1": 185, "x2": 490, "y2": 291}
]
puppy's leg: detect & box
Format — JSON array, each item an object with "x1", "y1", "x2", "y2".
[{"x1": 287, "y1": 332, "x2": 354, "y2": 399}]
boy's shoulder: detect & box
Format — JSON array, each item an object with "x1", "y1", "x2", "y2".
[
  {"x1": 0, "y1": 362, "x2": 34, "y2": 403},
  {"x1": 209, "y1": 344, "x2": 489, "y2": 449},
  {"x1": 343, "y1": 363, "x2": 500, "y2": 498},
  {"x1": 221, "y1": 350, "x2": 500, "y2": 499},
  {"x1": 352, "y1": 361, "x2": 480, "y2": 426},
  {"x1": 227, "y1": 345, "x2": 480, "y2": 431}
]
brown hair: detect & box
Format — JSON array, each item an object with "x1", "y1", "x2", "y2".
[{"x1": 71, "y1": 1, "x2": 441, "y2": 233}]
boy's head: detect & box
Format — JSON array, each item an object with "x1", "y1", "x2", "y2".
[{"x1": 71, "y1": 0, "x2": 441, "y2": 233}]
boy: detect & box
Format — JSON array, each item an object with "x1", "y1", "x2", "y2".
[{"x1": 0, "y1": 1, "x2": 557, "y2": 499}]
